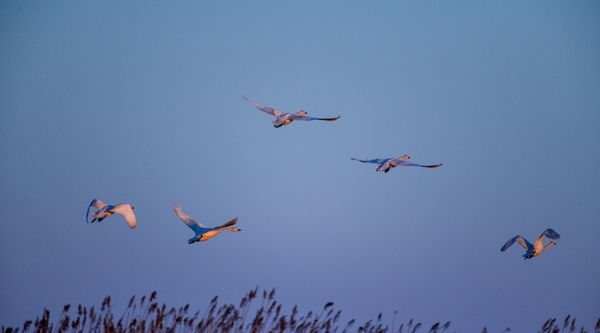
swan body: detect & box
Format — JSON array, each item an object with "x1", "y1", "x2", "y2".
[
  {"x1": 500, "y1": 228, "x2": 561, "y2": 259},
  {"x1": 86, "y1": 199, "x2": 137, "y2": 229},
  {"x1": 351, "y1": 155, "x2": 442, "y2": 173},
  {"x1": 173, "y1": 203, "x2": 240, "y2": 244},
  {"x1": 242, "y1": 96, "x2": 340, "y2": 128}
]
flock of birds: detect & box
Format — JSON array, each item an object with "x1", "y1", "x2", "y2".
[{"x1": 85, "y1": 96, "x2": 561, "y2": 259}]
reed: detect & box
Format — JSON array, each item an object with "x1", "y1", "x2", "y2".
[{"x1": 1, "y1": 289, "x2": 598, "y2": 333}]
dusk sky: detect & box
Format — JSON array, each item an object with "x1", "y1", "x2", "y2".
[{"x1": 1, "y1": 2, "x2": 599, "y2": 332}]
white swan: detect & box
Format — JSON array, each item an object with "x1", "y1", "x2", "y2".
[
  {"x1": 173, "y1": 203, "x2": 241, "y2": 244},
  {"x1": 242, "y1": 96, "x2": 340, "y2": 128},
  {"x1": 86, "y1": 199, "x2": 137, "y2": 229},
  {"x1": 351, "y1": 155, "x2": 442, "y2": 173},
  {"x1": 500, "y1": 228, "x2": 561, "y2": 260}
]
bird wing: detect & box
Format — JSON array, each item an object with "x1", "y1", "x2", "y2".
[
  {"x1": 93, "y1": 199, "x2": 108, "y2": 209},
  {"x1": 534, "y1": 228, "x2": 561, "y2": 250},
  {"x1": 86, "y1": 199, "x2": 108, "y2": 223},
  {"x1": 541, "y1": 228, "x2": 561, "y2": 240},
  {"x1": 215, "y1": 217, "x2": 238, "y2": 229},
  {"x1": 500, "y1": 235, "x2": 533, "y2": 252},
  {"x1": 242, "y1": 96, "x2": 285, "y2": 117},
  {"x1": 173, "y1": 203, "x2": 207, "y2": 233},
  {"x1": 393, "y1": 160, "x2": 443, "y2": 168},
  {"x1": 289, "y1": 114, "x2": 341, "y2": 122},
  {"x1": 351, "y1": 157, "x2": 388, "y2": 164},
  {"x1": 109, "y1": 204, "x2": 137, "y2": 229}
]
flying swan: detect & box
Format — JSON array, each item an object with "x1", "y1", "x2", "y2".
[
  {"x1": 351, "y1": 155, "x2": 443, "y2": 173},
  {"x1": 86, "y1": 199, "x2": 137, "y2": 229},
  {"x1": 500, "y1": 228, "x2": 561, "y2": 259},
  {"x1": 173, "y1": 203, "x2": 241, "y2": 244},
  {"x1": 242, "y1": 95, "x2": 340, "y2": 128}
]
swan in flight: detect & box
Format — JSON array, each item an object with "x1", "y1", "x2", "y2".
[
  {"x1": 351, "y1": 155, "x2": 443, "y2": 173},
  {"x1": 173, "y1": 203, "x2": 241, "y2": 244},
  {"x1": 86, "y1": 199, "x2": 137, "y2": 229},
  {"x1": 242, "y1": 95, "x2": 340, "y2": 128},
  {"x1": 500, "y1": 228, "x2": 561, "y2": 260}
]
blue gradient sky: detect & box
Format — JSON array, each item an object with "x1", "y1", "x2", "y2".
[{"x1": 1, "y1": 2, "x2": 599, "y2": 332}]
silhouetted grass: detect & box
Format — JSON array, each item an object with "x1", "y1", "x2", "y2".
[{"x1": 2, "y1": 288, "x2": 598, "y2": 333}]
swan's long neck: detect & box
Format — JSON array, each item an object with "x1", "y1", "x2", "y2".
[
  {"x1": 198, "y1": 227, "x2": 240, "y2": 242},
  {"x1": 542, "y1": 242, "x2": 556, "y2": 252},
  {"x1": 214, "y1": 227, "x2": 238, "y2": 234}
]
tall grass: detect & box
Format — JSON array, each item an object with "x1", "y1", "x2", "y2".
[{"x1": 2, "y1": 288, "x2": 598, "y2": 333}]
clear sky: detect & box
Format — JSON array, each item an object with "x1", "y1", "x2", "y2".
[{"x1": 1, "y1": 2, "x2": 599, "y2": 332}]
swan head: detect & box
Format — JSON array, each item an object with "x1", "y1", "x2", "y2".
[
  {"x1": 232, "y1": 227, "x2": 242, "y2": 232},
  {"x1": 296, "y1": 110, "x2": 307, "y2": 115},
  {"x1": 398, "y1": 155, "x2": 410, "y2": 159}
]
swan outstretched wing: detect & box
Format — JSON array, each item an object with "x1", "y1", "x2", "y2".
[
  {"x1": 351, "y1": 157, "x2": 389, "y2": 164},
  {"x1": 533, "y1": 228, "x2": 561, "y2": 249},
  {"x1": 173, "y1": 203, "x2": 206, "y2": 232},
  {"x1": 93, "y1": 199, "x2": 108, "y2": 210},
  {"x1": 109, "y1": 204, "x2": 137, "y2": 229},
  {"x1": 86, "y1": 200, "x2": 94, "y2": 223},
  {"x1": 216, "y1": 217, "x2": 238, "y2": 229},
  {"x1": 86, "y1": 199, "x2": 108, "y2": 223},
  {"x1": 242, "y1": 96, "x2": 285, "y2": 117},
  {"x1": 541, "y1": 228, "x2": 561, "y2": 240},
  {"x1": 393, "y1": 160, "x2": 443, "y2": 168},
  {"x1": 289, "y1": 114, "x2": 341, "y2": 122},
  {"x1": 500, "y1": 235, "x2": 533, "y2": 252}
]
